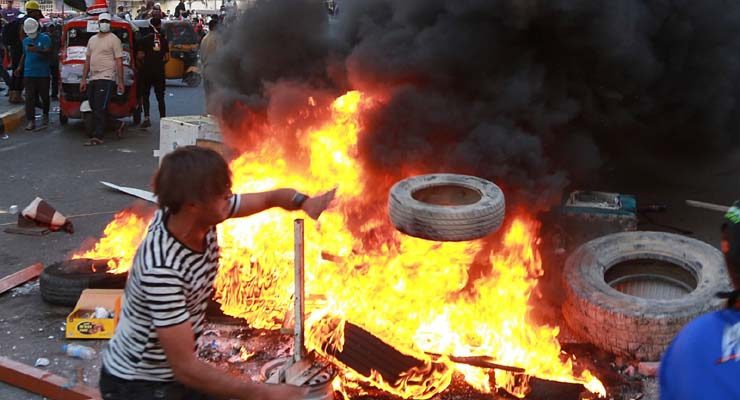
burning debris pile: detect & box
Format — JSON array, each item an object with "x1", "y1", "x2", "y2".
[{"x1": 69, "y1": 0, "x2": 740, "y2": 398}]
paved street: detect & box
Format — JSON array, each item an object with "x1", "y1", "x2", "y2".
[{"x1": 0, "y1": 81, "x2": 204, "y2": 399}]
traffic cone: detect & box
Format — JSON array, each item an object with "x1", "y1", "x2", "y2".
[{"x1": 21, "y1": 197, "x2": 74, "y2": 233}]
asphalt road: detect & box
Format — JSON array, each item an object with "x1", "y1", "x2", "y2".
[
  {"x1": 0, "y1": 80, "x2": 204, "y2": 399},
  {"x1": 0, "y1": 79, "x2": 739, "y2": 399}
]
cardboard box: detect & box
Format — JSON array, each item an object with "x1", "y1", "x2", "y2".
[
  {"x1": 66, "y1": 289, "x2": 123, "y2": 339},
  {"x1": 157, "y1": 116, "x2": 224, "y2": 164}
]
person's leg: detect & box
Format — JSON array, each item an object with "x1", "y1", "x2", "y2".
[
  {"x1": 141, "y1": 74, "x2": 152, "y2": 126},
  {"x1": 23, "y1": 78, "x2": 37, "y2": 129},
  {"x1": 9, "y1": 45, "x2": 23, "y2": 103},
  {"x1": 39, "y1": 77, "x2": 50, "y2": 125},
  {"x1": 50, "y1": 63, "x2": 59, "y2": 99},
  {"x1": 91, "y1": 80, "x2": 114, "y2": 141},
  {"x1": 154, "y1": 73, "x2": 166, "y2": 118}
]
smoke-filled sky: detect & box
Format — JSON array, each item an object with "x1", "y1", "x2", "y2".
[{"x1": 210, "y1": 0, "x2": 740, "y2": 207}]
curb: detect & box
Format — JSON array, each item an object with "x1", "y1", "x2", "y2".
[{"x1": 0, "y1": 106, "x2": 25, "y2": 134}]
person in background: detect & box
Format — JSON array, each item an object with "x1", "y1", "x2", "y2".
[
  {"x1": 199, "y1": 18, "x2": 219, "y2": 114},
  {"x1": 659, "y1": 202, "x2": 740, "y2": 399},
  {"x1": 174, "y1": 0, "x2": 186, "y2": 18},
  {"x1": 4, "y1": 0, "x2": 42, "y2": 104},
  {"x1": 152, "y1": 3, "x2": 164, "y2": 19},
  {"x1": 46, "y1": 22, "x2": 60, "y2": 100},
  {"x1": 99, "y1": 146, "x2": 334, "y2": 400},
  {"x1": 79, "y1": 12, "x2": 124, "y2": 146},
  {"x1": 137, "y1": 16, "x2": 168, "y2": 129},
  {"x1": 0, "y1": 0, "x2": 19, "y2": 23},
  {"x1": 15, "y1": 18, "x2": 50, "y2": 130},
  {"x1": 137, "y1": 0, "x2": 154, "y2": 19},
  {"x1": 117, "y1": 5, "x2": 131, "y2": 21}
]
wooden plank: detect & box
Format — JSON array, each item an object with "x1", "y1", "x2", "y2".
[
  {"x1": 0, "y1": 357, "x2": 101, "y2": 400},
  {"x1": 0, "y1": 263, "x2": 43, "y2": 295}
]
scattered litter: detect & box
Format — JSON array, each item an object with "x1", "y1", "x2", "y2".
[
  {"x1": 10, "y1": 280, "x2": 39, "y2": 297},
  {"x1": 0, "y1": 205, "x2": 18, "y2": 214},
  {"x1": 34, "y1": 358, "x2": 50, "y2": 367},
  {"x1": 116, "y1": 148, "x2": 134, "y2": 153},
  {"x1": 48, "y1": 335, "x2": 54, "y2": 339},
  {"x1": 62, "y1": 343, "x2": 96, "y2": 360},
  {"x1": 19, "y1": 336, "x2": 24, "y2": 339},
  {"x1": 100, "y1": 181, "x2": 157, "y2": 203},
  {"x1": 168, "y1": 93, "x2": 174, "y2": 96},
  {"x1": 60, "y1": 324, "x2": 66, "y2": 332},
  {"x1": 38, "y1": 328, "x2": 43, "y2": 332}
]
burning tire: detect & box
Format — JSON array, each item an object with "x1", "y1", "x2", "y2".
[
  {"x1": 388, "y1": 174, "x2": 505, "y2": 241},
  {"x1": 562, "y1": 231, "x2": 731, "y2": 361},
  {"x1": 39, "y1": 259, "x2": 128, "y2": 306}
]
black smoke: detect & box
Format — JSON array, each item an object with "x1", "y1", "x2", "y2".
[{"x1": 210, "y1": 0, "x2": 740, "y2": 207}]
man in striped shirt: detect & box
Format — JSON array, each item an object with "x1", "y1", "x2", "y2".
[{"x1": 100, "y1": 146, "x2": 335, "y2": 399}]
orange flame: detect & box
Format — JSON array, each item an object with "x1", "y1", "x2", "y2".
[
  {"x1": 71, "y1": 210, "x2": 150, "y2": 273},
  {"x1": 71, "y1": 90, "x2": 605, "y2": 397}
]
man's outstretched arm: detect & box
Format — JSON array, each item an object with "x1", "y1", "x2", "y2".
[{"x1": 231, "y1": 188, "x2": 336, "y2": 220}]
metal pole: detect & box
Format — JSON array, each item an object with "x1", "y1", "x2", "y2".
[{"x1": 293, "y1": 219, "x2": 306, "y2": 363}]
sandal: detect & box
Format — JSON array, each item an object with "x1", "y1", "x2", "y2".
[{"x1": 84, "y1": 138, "x2": 104, "y2": 146}]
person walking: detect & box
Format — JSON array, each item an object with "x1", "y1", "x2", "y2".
[
  {"x1": 174, "y1": 0, "x2": 186, "y2": 18},
  {"x1": 79, "y1": 12, "x2": 124, "y2": 146},
  {"x1": 199, "y1": 18, "x2": 219, "y2": 114},
  {"x1": 138, "y1": 17, "x2": 168, "y2": 129},
  {"x1": 15, "y1": 18, "x2": 49, "y2": 130},
  {"x1": 99, "y1": 146, "x2": 334, "y2": 400}
]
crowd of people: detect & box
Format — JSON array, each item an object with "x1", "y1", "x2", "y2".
[{"x1": 0, "y1": 0, "x2": 223, "y2": 143}]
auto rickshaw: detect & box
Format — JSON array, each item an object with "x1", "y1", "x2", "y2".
[
  {"x1": 132, "y1": 19, "x2": 201, "y2": 87},
  {"x1": 163, "y1": 20, "x2": 201, "y2": 87},
  {"x1": 59, "y1": 14, "x2": 139, "y2": 127}
]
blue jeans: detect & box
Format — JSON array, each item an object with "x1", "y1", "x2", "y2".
[{"x1": 99, "y1": 367, "x2": 213, "y2": 400}]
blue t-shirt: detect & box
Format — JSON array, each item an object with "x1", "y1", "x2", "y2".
[
  {"x1": 22, "y1": 34, "x2": 51, "y2": 78},
  {"x1": 660, "y1": 309, "x2": 740, "y2": 399}
]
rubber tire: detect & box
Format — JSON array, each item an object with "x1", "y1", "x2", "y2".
[
  {"x1": 184, "y1": 72, "x2": 201, "y2": 87},
  {"x1": 59, "y1": 113, "x2": 68, "y2": 125},
  {"x1": 562, "y1": 231, "x2": 732, "y2": 361},
  {"x1": 388, "y1": 173, "x2": 505, "y2": 241},
  {"x1": 39, "y1": 259, "x2": 128, "y2": 306}
]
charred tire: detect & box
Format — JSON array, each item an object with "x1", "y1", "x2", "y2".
[
  {"x1": 562, "y1": 231, "x2": 731, "y2": 361},
  {"x1": 39, "y1": 259, "x2": 128, "y2": 306},
  {"x1": 388, "y1": 174, "x2": 505, "y2": 241}
]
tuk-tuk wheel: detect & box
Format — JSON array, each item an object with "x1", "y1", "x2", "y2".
[
  {"x1": 59, "y1": 113, "x2": 68, "y2": 125},
  {"x1": 184, "y1": 73, "x2": 202, "y2": 88}
]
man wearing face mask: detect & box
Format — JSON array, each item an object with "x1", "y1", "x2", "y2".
[
  {"x1": 15, "y1": 17, "x2": 50, "y2": 130},
  {"x1": 80, "y1": 13, "x2": 124, "y2": 146}
]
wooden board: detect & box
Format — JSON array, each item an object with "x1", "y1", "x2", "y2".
[
  {"x1": 0, "y1": 263, "x2": 43, "y2": 295},
  {"x1": 0, "y1": 357, "x2": 101, "y2": 400}
]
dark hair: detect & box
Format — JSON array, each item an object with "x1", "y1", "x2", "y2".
[
  {"x1": 153, "y1": 146, "x2": 231, "y2": 214},
  {"x1": 208, "y1": 19, "x2": 217, "y2": 31}
]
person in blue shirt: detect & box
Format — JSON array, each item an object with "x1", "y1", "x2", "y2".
[
  {"x1": 15, "y1": 17, "x2": 50, "y2": 130},
  {"x1": 659, "y1": 202, "x2": 740, "y2": 399}
]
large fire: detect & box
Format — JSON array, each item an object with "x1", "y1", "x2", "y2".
[{"x1": 72, "y1": 91, "x2": 605, "y2": 398}]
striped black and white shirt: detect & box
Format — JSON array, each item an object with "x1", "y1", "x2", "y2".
[{"x1": 102, "y1": 195, "x2": 239, "y2": 381}]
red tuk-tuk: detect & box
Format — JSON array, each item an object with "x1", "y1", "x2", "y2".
[{"x1": 58, "y1": 13, "x2": 138, "y2": 128}]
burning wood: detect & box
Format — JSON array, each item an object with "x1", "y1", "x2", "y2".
[{"x1": 71, "y1": 92, "x2": 606, "y2": 398}]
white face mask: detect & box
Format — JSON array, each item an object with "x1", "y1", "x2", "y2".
[
  {"x1": 27, "y1": 31, "x2": 38, "y2": 39},
  {"x1": 99, "y1": 22, "x2": 111, "y2": 32}
]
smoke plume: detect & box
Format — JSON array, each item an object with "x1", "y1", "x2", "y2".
[{"x1": 210, "y1": 0, "x2": 740, "y2": 207}]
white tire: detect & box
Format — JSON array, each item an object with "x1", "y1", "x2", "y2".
[{"x1": 388, "y1": 174, "x2": 505, "y2": 241}]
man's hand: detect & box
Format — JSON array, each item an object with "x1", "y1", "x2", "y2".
[
  {"x1": 301, "y1": 188, "x2": 336, "y2": 220},
  {"x1": 117, "y1": 82, "x2": 124, "y2": 94},
  {"x1": 13, "y1": 68, "x2": 20, "y2": 76},
  {"x1": 79, "y1": 79, "x2": 87, "y2": 92}
]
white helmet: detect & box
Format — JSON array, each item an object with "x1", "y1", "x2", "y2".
[{"x1": 23, "y1": 18, "x2": 39, "y2": 35}]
